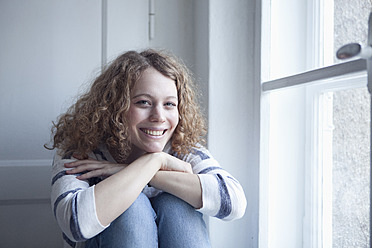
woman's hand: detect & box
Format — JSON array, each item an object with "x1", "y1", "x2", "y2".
[
  {"x1": 147, "y1": 153, "x2": 202, "y2": 208},
  {"x1": 65, "y1": 156, "x2": 127, "y2": 180},
  {"x1": 156, "y1": 152, "x2": 193, "y2": 174}
]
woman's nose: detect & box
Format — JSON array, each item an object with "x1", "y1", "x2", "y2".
[{"x1": 150, "y1": 106, "x2": 165, "y2": 122}]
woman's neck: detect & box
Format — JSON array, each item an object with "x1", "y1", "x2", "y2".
[
  {"x1": 125, "y1": 146, "x2": 146, "y2": 164},
  {"x1": 108, "y1": 145, "x2": 145, "y2": 164}
]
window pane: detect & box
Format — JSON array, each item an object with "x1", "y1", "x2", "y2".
[
  {"x1": 267, "y1": 0, "x2": 308, "y2": 80},
  {"x1": 332, "y1": 86, "x2": 370, "y2": 247},
  {"x1": 265, "y1": 0, "x2": 372, "y2": 81},
  {"x1": 266, "y1": 86, "x2": 307, "y2": 248}
]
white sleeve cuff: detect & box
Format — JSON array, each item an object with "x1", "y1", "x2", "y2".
[
  {"x1": 77, "y1": 185, "x2": 109, "y2": 239},
  {"x1": 196, "y1": 174, "x2": 220, "y2": 217}
]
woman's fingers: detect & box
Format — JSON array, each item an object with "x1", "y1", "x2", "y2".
[
  {"x1": 64, "y1": 159, "x2": 126, "y2": 179},
  {"x1": 160, "y1": 153, "x2": 193, "y2": 174},
  {"x1": 76, "y1": 166, "x2": 125, "y2": 180},
  {"x1": 76, "y1": 169, "x2": 105, "y2": 180},
  {"x1": 65, "y1": 161, "x2": 104, "y2": 174},
  {"x1": 64, "y1": 159, "x2": 101, "y2": 168}
]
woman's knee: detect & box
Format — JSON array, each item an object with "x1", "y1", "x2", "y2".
[
  {"x1": 150, "y1": 193, "x2": 210, "y2": 248},
  {"x1": 114, "y1": 192, "x2": 156, "y2": 228},
  {"x1": 87, "y1": 193, "x2": 158, "y2": 248},
  {"x1": 151, "y1": 192, "x2": 195, "y2": 214},
  {"x1": 151, "y1": 192, "x2": 205, "y2": 225}
]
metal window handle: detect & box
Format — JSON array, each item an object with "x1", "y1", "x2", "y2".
[
  {"x1": 336, "y1": 12, "x2": 372, "y2": 94},
  {"x1": 336, "y1": 43, "x2": 372, "y2": 60}
]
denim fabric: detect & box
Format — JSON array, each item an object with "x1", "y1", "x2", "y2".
[{"x1": 85, "y1": 192, "x2": 211, "y2": 248}]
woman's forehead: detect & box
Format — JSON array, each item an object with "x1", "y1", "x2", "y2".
[{"x1": 131, "y1": 68, "x2": 178, "y2": 98}]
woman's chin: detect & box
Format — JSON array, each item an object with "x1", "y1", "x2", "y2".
[
  {"x1": 132, "y1": 142, "x2": 167, "y2": 154},
  {"x1": 144, "y1": 147, "x2": 163, "y2": 153}
]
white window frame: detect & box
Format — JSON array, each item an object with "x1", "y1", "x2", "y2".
[
  {"x1": 305, "y1": 72, "x2": 367, "y2": 248},
  {"x1": 259, "y1": 0, "x2": 369, "y2": 247}
]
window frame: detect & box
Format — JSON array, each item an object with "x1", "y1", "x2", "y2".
[{"x1": 259, "y1": 0, "x2": 369, "y2": 247}]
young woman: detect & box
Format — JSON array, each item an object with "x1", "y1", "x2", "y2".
[{"x1": 49, "y1": 49, "x2": 246, "y2": 248}]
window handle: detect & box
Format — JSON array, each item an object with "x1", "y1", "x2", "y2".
[
  {"x1": 336, "y1": 43, "x2": 372, "y2": 60},
  {"x1": 336, "y1": 12, "x2": 372, "y2": 94}
]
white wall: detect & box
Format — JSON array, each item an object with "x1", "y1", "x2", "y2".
[
  {"x1": 208, "y1": 1, "x2": 260, "y2": 247},
  {"x1": 0, "y1": 0, "x2": 102, "y2": 161},
  {"x1": 150, "y1": 0, "x2": 195, "y2": 67},
  {"x1": 0, "y1": 1, "x2": 102, "y2": 246},
  {"x1": 106, "y1": 0, "x2": 149, "y2": 60}
]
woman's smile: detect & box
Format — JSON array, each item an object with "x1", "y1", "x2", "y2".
[{"x1": 140, "y1": 128, "x2": 168, "y2": 137}]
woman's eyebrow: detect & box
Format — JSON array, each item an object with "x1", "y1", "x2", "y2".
[
  {"x1": 132, "y1": 93, "x2": 178, "y2": 100},
  {"x1": 165, "y1": 96, "x2": 178, "y2": 100},
  {"x1": 132, "y1": 93, "x2": 152, "y2": 99}
]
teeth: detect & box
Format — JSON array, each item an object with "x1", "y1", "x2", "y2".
[{"x1": 142, "y1": 129, "x2": 164, "y2": 136}]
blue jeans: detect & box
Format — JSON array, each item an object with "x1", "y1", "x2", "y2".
[{"x1": 85, "y1": 192, "x2": 211, "y2": 248}]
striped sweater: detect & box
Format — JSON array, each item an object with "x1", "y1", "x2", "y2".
[{"x1": 51, "y1": 143, "x2": 247, "y2": 247}]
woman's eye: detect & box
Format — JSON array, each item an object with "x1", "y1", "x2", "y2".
[
  {"x1": 165, "y1": 102, "x2": 177, "y2": 107},
  {"x1": 135, "y1": 100, "x2": 150, "y2": 106}
]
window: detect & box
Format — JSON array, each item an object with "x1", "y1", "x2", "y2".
[{"x1": 260, "y1": 0, "x2": 371, "y2": 247}]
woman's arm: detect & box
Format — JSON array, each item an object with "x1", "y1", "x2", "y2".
[
  {"x1": 176, "y1": 146, "x2": 247, "y2": 221},
  {"x1": 65, "y1": 153, "x2": 201, "y2": 217},
  {"x1": 93, "y1": 152, "x2": 192, "y2": 226},
  {"x1": 55, "y1": 151, "x2": 192, "y2": 238},
  {"x1": 149, "y1": 171, "x2": 202, "y2": 209}
]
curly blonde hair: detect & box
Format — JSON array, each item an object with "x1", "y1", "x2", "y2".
[{"x1": 47, "y1": 49, "x2": 206, "y2": 161}]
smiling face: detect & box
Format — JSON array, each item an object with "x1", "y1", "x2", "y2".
[{"x1": 126, "y1": 67, "x2": 179, "y2": 158}]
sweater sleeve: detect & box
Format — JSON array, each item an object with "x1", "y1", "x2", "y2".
[
  {"x1": 50, "y1": 151, "x2": 109, "y2": 245},
  {"x1": 182, "y1": 146, "x2": 247, "y2": 221}
]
